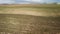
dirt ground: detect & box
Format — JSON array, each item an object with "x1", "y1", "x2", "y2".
[
  {"x1": 0, "y1": 7, "x2": 60, "y2": 17},
  {"x1": 0, "y1": 4, "x2": 60, "y2": 34},
  {"x1": 0, "y1": 14, "x2": 60, "y2": 34}
]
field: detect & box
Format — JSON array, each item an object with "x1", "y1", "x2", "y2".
[
  {"x1": 0, "y1": 4, "x2": 60, "y2": 34},
  {"x1": 0, "y1": 4, "x2": 60, "y2": 16}
]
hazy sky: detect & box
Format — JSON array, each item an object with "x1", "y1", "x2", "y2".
[{"x1": 0, "y1": 0, "x2": 60, "y2": 4}]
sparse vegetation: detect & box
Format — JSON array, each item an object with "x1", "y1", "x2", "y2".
[{"x1": 0, "y1": 4, "x2": 60, "y2": 34}]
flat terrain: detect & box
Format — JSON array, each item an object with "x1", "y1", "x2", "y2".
[
  {"x1": 0, "y1": 14, "x2": 60, "y2": 34},
  {"x1": 0, "y1": 4, "x2": 60, "y2": 17},
  {"x1": 0, "y1": 4, "x2": 60, "y2": 34}
]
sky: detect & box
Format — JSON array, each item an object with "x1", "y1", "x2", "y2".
[{"x1": 0, "y1": 0, "x2": 60, "y2": 4}]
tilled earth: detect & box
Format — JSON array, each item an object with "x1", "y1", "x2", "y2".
[{"x1": 0, "y1": 14, "x2": 60, "y2": 34}]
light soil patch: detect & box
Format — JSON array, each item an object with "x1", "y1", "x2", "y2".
[{"x1": 0, "y1": 8, "x2": 60, "y2": 17}]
